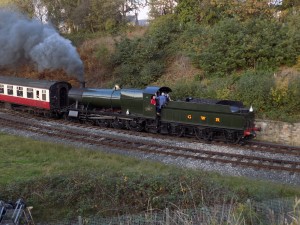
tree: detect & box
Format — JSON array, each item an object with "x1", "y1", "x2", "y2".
[
  {"x1": 176, "y1": 0, "x2": 277, "y2": 25},
  {"x1": 149, "y1": 0, "x2": 177, "y2": 19},
  {"x1": 0, "y1": 0, "x2": 35, "y2": 16},
  {"x1": 182, "y1": 17, "x2": 299, "y2": 77},
  {"x1": 281, "y1": 0, "x2": 300, "y2": 8},
  {"x1": 0, "y1": 0, "x2": 13, "y2": 6},
  {"x1": 36, "y1": 0, "x2": 149, "y2": 33},
  {"x1": 84, "y1": 0, "x2": 123, "y2": 33},
  {"x1": 120, "y1": 0, "x2": 148, "y2": 25},
  {"x1": 39, "y1": 0, "x2": 79, "y2": 32}
]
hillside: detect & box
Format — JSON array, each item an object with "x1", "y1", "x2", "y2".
[{"x1": 1, "y1": 9, "x2": 300, "y2": 122}]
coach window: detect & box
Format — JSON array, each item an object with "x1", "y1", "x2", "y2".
[
  {"x1": 0, "y1": 84, "x2": 4, "y2": 94},
  {"x1": 42, "y1": 90, "x2": 46, "y2": 101},
  {"x1": 17, "y1": 87, "x2": 23, "y2": 97},
  {"x1": 27, "y1": 88, "x2": 33, "y2": 98},
  {"x1": 7, "y1": 85, "x2": 13, "y2": 95}
]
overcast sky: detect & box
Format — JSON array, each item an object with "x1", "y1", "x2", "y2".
[{"x1": 138, "y1": 5, "x2": 149, "y2": 20}]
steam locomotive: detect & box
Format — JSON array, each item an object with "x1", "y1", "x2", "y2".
[{"x1": 0, "y1": 75, "x2": 260, "y2": 143}]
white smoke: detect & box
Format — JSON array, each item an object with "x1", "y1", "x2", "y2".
[{"x1": 0, "y1": 8, "x2": 84, "y2": 81}]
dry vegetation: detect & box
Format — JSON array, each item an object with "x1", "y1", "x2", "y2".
[{"x1": 154, "y1": 55, "x2": 202, "y2": 86}]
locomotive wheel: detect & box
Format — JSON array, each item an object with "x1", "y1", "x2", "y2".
[
  {"x1": 96, "y1": 119, "x2": 111, "y2": 128},
  {"x1": 176, "y1": 126, "x2": 185, "y2": 137},
  {"x1": 85, "y1": 120, "x2": 95, "y2": 126},
  {"x1": 199, "y1": 128, "x2": 213, "y2": 142},
  {"x1": 62, "y1": 113, "x2": 69, "y2": 121},
  {"x1": 194, "y1": 127, "x2": 204, "y2": 140},
  {"x1": 112, "y1": 119, "x2": 124, "y2": 129},
  {"x1": 145, "y1": 120, "x2": 159, "y2": 133},
  {"x1": 224, "y1": 130, "x2": 238, "y2": 143},
  {"x1": 127, "y1": 120, "x2": 144, "y2": 132}
]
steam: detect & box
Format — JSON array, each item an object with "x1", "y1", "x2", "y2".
[{"x1": 0, "y1": 8, "x2": 84, "y2": 81}]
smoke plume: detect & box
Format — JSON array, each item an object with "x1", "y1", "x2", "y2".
[{"x1": 0, "y1": 8, "x2": 84, "y2": 81}]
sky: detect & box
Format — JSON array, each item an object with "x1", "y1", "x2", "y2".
[{"x1": 138, "y1": 5, "x2": 149, "y2": 20}]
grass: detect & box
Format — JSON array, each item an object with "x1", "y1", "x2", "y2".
[
  {"x1": 0, "y1": 133, "x2": 171, "y2": 185},
  {"x1": 0, "y1": 133, "x2": 299, "y2": 222}
]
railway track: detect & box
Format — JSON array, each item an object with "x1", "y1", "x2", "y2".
[
  {"x1": 0, "y1": 110, "x2": 300, "y2": 175},
  {"x1": 245, "y1": 141, "x2": 300, "y2": 156},
  {"x1": 2, "y1": 108, "x2": 300, "y2": 157}
]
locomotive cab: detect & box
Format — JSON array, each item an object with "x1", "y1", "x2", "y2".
[{"x1": 142, "y1": 86, "x2": 172, "y2": 118}]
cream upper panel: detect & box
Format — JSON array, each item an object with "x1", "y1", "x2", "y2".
[{"x1": 0, "y1": 83, "x2": 49, "y2": 102}]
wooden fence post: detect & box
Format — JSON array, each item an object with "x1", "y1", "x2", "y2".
[
  {"x1": 166, "y1": 208, "x2": 170, "y2": 225},
  {"x1": 78, "y1": 216, "x2": 83, "y2": 225}
]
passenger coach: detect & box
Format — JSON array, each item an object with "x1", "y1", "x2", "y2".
[{"x1": 0, "y1": 75, "x2": 71, "y2": 116}]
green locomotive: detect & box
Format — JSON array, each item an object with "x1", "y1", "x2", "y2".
[{"x1": 67, "y1": 85, "x2": 259, "y2": 143}]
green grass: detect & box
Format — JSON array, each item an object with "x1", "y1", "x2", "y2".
[
  {"x1": 0, "y1": 133, "x2": 171, "y2": 185},
  {"x1": 0, "y1": 133, "x2": 299, "y2": 222}
]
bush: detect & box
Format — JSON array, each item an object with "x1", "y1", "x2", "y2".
[
  {"x1": 64, "y1": 32, "x2": 104, "y2": 46},
  {"x1": 268, "y1": 75, "x2": 300, "y2": 121},
  {"x1": 181, "y1": 17, "x2": 300, "y2": 77},
  {"x1": 171, "y1": 75, "x2": 236, "y2": 102},
  {"x1": 111, "y1": 15, "x2": 181, "y2": 87},
  {"x1": 234, "y1": 70, "x2": 275, "y2": 113}
]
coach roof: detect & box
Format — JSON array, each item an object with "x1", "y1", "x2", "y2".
[{"x1": 0, "y1": 75, "x2": 66, "y2": 89}]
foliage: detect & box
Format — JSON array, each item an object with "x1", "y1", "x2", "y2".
[
  {"x1": 269, "y1": 75, "x2": 300, "y2": 121},
  {"x1": 83, "y1": 0, "x2": 123, "y2": 33},
  {"x1": 176, "y1": 0, "x2": 275, "y2": 25},
  {"x1": 228, "y1": 70, "x2": 275, "y2": 113},
  {"x1": 111, "y1": 15, "x2": 180, "y2": 87},
  {"x1": 284, "y1": 14, "x2": 300, "y2": 64},
  {"x1": 176, "y1": 0, "x2": 229, "y2": 25},
  {"x1": 180, "y1": 17, "x2": 300, "y2": 77},
  {"x1": 8, "y1": 0, "x2": 144, "y2": 33},
  {"x1": 280, "y1": 0, "x2": 300, "y2": 9},
  {"x1": 148, "y1": 0, "x2": 177, "y2": 19},
  {"x1": 170, "y1": 75, "x2": 233, "y2": 101},
  {"x1": 64, "y1": 32, "x2": 103, "y2": 46},
  {"x1": 0, "y1": 0, "x2": 35, "y2": 16}
]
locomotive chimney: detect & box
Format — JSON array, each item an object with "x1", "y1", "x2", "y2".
[{"x1": 80, "y1": 81, "x2": 86, "y2": 88}]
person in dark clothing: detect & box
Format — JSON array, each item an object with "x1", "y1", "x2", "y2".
[{"x1": 158, "y1": 92, "x2": 166, "y2": 110}]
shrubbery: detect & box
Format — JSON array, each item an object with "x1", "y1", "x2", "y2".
[
  {"x1": 111, "y1": 15, "x2": 180, "y2": 87},
  {"x1": 233, "y1": 70, "x2": 275, "y2": 113},
  {"x1": 2, "y1": 170, "x2": 298, "y2": 221},
  {"x1": 180, "y1": 18, "x2": 299, "y2": 77}
]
